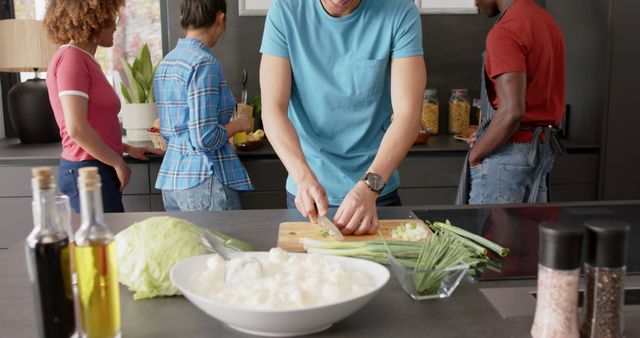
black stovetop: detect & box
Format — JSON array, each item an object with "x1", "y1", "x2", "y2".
[{"x1": 412, "y1": 203, "x2": 640, "y2": 281}]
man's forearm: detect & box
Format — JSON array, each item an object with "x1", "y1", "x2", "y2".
[
  {"x1": 469, "y1": 111, "x2": 520, "y2": 164},
  {"x1": 263, "y1": 108, "x2": 315, "y2": 184},
  {"x1": 368, "y1": 115, "x2": 419, "y2": 181},
  {"x1": 470, "y1": 72, "x2": 526, "y2": 164},
  {"x1": 370, "y1": 55, "x2": 425, "y2": 181}
]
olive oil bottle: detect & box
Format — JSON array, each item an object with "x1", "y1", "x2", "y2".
[
  {"x1": 26, "y1": 167, "x2": 76, "y2": 338},
  {"x1": 73, "y1": 167, "x2": 120, "y2": 338}
]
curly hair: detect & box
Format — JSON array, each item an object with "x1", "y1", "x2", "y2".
[{"x1": 44, "y1": 0, "x2": 125, "y2": 44}]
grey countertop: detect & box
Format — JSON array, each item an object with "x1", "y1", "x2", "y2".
[
  {"x1": 0, "y1": 135, "x2": 600, "y2": 165},
  {"x1": 1, "y1": 203, "x2": 639, "y2": 338}
]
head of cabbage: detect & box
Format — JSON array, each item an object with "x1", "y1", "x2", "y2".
[{"x1": 115, "y1": 216, "x2": 212, "y2": 300}]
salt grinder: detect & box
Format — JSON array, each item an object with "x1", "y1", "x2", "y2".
[{"x1": 531, "y1": 222, "x2": 583, "y2": 338}]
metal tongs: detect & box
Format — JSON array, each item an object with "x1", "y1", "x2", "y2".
[{"x1": 310, "y1": 215, "x2": 344, "y2": 241}]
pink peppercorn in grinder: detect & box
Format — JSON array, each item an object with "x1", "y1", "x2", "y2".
[
  {"x1": 581, "y1": 220, "x2": 630, "y2": 338},
  {"x1": 531, "y1": 222, "x2": 583, "y2": 338}
]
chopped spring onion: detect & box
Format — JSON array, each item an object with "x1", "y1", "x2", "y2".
[{"x1": 391, "y1": 222, "x2": 430, "y2": 241}]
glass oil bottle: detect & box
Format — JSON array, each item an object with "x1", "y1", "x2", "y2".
[
  {"x1": 26, "y1": 167, "x2": 76, "y2": 338},
  {"x1": 73, "y1": 167, "x2": 121, "y2": 338}
]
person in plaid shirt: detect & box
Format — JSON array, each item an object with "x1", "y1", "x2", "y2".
[{"x1": 153, "y1": 0, "x2": 253, "y2": 211}]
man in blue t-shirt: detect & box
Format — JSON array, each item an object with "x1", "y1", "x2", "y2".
[{"x1": 260, "y1": 0, "x2": 426, "y2": 235}]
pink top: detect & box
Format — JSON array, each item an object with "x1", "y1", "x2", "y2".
[{"x1": 46, "y1": 45, "x2": 123, "y2": 162}]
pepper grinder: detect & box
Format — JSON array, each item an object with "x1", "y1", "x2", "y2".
[
  {"x1": 531, "y1": 222, "x2": 583, "y2": 338},
  {"x1": 581, "y1": 219, "x2": 630, "y2": 338}
]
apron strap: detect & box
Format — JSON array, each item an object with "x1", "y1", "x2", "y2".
[{"x1": 527, "y1": 126, "x2": 566, "y2": 202}]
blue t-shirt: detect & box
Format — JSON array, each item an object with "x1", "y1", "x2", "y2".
[{"x1": 260, "y1": 0, "x2": 423, "y2": 205}]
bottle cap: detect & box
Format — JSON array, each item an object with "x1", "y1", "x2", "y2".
[
  {"x1": 78, "y1": 167, "x2": 98, "y2": 178},
  {"x1": 78, "y1": 167, "x2": 101, "y2": 190},
  {"x1": 452, "y1": 88, "x2": 468, "y2": 96},
  {"x1": 31, "y1": 166, "x2": 53, "y2": 189},
  {"x1": 585, "y1": 219, "x2": 630, "y2": 268},
  {"x1": 539, "y1": 221, "x2": 583, "y2": 270},
  {"x1": 425, "y1": 88, "x2": 438, "y2": 96}
]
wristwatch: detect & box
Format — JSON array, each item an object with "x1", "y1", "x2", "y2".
[{"x1": 361, "y1": 172, "x2": 385, "y2": 193}]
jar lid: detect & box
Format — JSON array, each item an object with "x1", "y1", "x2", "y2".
[
  {"x1": 425, "y1": 88, "x2": 438, "y2": 96},
  {"x1": 585, "y1": 219, "x2": 630, "y2": 268},
  {"x1": 452, "y1": 88, "x2": 468, "y2": 96},
  {"x1": 539, "y1": 221, "x2": 583, "y2": 270}
]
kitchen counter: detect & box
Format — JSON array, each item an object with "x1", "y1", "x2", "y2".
[
  {"x1": 0, "y1": 135, "x2": 599, "y2": 164},
  {"x1": 0, "y1": 136, "x2": 604, "y2": 248},
  {"x1": 1, "y1": 201, "x2": 639, "y2": 337}
]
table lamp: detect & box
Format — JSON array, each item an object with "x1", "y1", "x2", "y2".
[{"x1": 0, "y1": 19, "x2": 60, "y2": 143}]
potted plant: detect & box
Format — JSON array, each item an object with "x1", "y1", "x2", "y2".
[{"x1": 120, "y1": 43, "x2": 159, "y2": 141}]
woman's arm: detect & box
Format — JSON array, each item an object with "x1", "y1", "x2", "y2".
[{"x1": 60, "y1": 95, "x2": 131, "y2": 191}]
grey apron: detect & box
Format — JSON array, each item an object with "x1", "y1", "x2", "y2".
[{"x1": 454, "y1": 0, "x2": 566, "y2": 205}]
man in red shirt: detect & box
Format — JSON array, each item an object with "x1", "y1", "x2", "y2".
[{"x1": 465, "y1": 0, "x2": 566, "y2": 204}]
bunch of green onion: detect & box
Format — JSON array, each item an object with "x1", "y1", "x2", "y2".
[{"x1": 301, "y1": 219, "x2": 509, "y2": 294}]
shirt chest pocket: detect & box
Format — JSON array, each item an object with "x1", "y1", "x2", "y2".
[{"x1": 341, "y1": 59, "x2": 389, "y2": 99}]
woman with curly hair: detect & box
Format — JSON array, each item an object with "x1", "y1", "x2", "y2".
[{"x1": 44, "y1": 0, "x2": 163, "y2": 213}]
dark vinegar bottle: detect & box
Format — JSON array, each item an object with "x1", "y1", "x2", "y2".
[{"x1": 26, "y1": 167, "x2": 76, "y2": 338}]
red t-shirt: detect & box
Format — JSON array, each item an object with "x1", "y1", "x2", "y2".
[
  {"x1": 46, "y1": 45, "x2": 123, "y2": 161},
  {"x1": 485, "y1": 0, "x2": 566, "y2": 139}
]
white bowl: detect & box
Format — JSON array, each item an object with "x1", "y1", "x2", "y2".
[{"x1": 170, "y1": 252, "x2": 390, "y2": 337}]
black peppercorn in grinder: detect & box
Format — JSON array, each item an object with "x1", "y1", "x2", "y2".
[{"x1": 581, "y1": 219, "x2": 630, "y2": 338}]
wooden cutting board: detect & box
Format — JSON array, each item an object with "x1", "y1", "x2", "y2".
[{"x1": 277, "y1": 219, "x2": 430, "y2": 252}]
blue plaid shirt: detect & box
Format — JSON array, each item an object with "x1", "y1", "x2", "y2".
[{"x1": 153, "y1": 38, "x2": 253, "y2": 191}]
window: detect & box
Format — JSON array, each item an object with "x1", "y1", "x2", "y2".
[{"x1": 13, "y1": 0, "x2": 163, "y2": 91}]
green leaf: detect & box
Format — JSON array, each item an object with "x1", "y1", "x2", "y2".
[
  {"x1": 120, "y1": 44, "x2": 161, "y2": 104},
  {"x1": 139, "y1": 44, "x2": 154, "y2": 88},
  {"x1": 120, "y1": 58, "x2": 143, "y2": 103},
  {"x1": 120, "y1": 82, "x2": 132, "y2": 104},
  {"x1": 147, "y1": 82, "x2": 155, "y2": 103},
  {"x1": 133, "y1": 78, "x2": 147, "y2": 103}
]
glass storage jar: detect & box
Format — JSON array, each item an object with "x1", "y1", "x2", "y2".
[
  {"x1": 448, "y1": 89, "x2": 470, "y2": 134},
  {"x1": 421, "y1": 89, "x2": 439, "y2": 134}
]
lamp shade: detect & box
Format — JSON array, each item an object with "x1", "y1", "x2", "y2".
[
  {"x1": 0, "y1": 19, "x2": 61, "y2": 143},
  {"x1": 0, "y1": 19, "x2": 58, "y2": 72}
]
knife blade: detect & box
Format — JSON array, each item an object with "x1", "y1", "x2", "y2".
[
  {"x1": 241, "y1": 68, "x2": 248, "y2": 105},
  {"x1": 314, "y1": 215, "x2": 344, "y2": 241}
]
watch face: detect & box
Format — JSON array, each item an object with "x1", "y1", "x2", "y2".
[{"x1": 367, "y1": 173, "x2": 384, "y2": 191}]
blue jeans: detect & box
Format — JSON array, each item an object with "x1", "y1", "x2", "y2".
[
  {"x1": 286, "y1": 189, "x2": 402, "y2": 209},
  {"x1": 469, "y1": 143, "x2": 554, "y2": 204},
  {"x1": 58, "y1": 159, "x2": 124, "y2": 213},
  {"x1": 162, "y1": 175, "x2": 242, "y2": 211}
]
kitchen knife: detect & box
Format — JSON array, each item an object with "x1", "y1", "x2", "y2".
[
  {"x1": 313, "y1": 215, "x2": 344, "y2": 241},
  {"x1": 241, "y1": 68, "x2": 248, "y2": 105}
]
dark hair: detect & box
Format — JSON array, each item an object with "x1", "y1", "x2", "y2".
[{"x1": 180, "y1": 0, "x2": 227, "y2": 29}]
